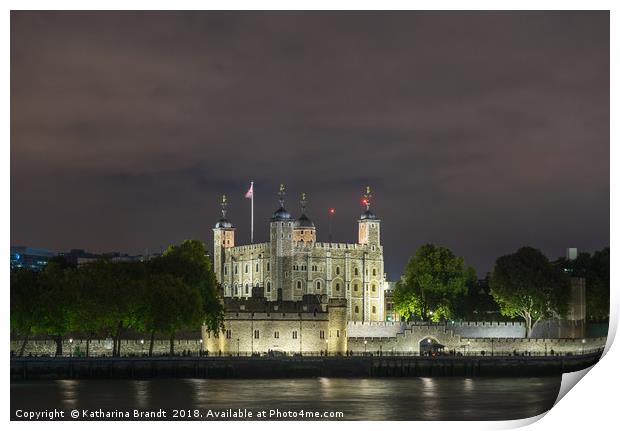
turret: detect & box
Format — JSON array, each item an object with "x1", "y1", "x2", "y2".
[
  {"x1": 213, "y1": 195, "x2": 235, "y2": 285},
  {"x1": 293, "y1": 192, "x2": 316, "y2": 243},
  {"x1": 358, "y1": 186, "x2": 380, "y2": 246},
  {"x1": 269, "y1": 184, "x2": 294, "y2": 301}
]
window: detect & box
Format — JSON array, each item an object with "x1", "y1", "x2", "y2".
[
  {"x1": 254, "y1": 330, "x2": 260, "y2": 339},
  {"x1": 336, "y1": 330, "x2": 340, "y2": 338},
  {"x1": 297, "y1": 281, "x2": 302, "y2": 289},
  {"x1": 354, "y1": 268, "x2": 359, "y2": 276},
  {"x1": 336, "y1": 266, "x2": 340, "y2": 275},
  {"x1": 316, "y1": 281, "x2": 321, "y2": 290},
  {"x1": 234, "y1": 285, "x2": 238, "y2": 295},
  {"x1": 372, "y1": 268, "x2": 377, "y2": 276},
  {"x1": 355, "y1": 306, "x2": 359, "y2": 314},
  {"x1": 267, "y1": 262, "x2": 270, "y2": 271},
  {"x1": 292, "y1": 331, "x2": 298, "y2": 339},
  {"x1": 354, "y1": 284, "x2": 358, "y2": 292},
  {"x1": 226, "y1": 330, "x2": 232, "y2": 339},
  {"x1": 335, "y1": 283, "x2": 340, "y2": 291},
  {"x1": 256, "y1": 263, "x2": 259, "y2": 272},
  {"x1": 267, "y1": 282, "x2": 271, "y2": 292},
  {"x1": 372, "y1": 306, "x2": 376, "y2": 314},
  {"x1": 224, "y1": 266, "x2": 228, "y2": 275},
  {"x1": 234, "y1": 265, "x2": 238, "y2": 274},
  {"x1": 372, "y1": 284, "x2": 376, "y2": 292},
  {"x1": 245, "y1": 264, "x2": 248, "y2": 274},
  {"x1": 274, "y1": 331, "x2": 280, "y2": 339},
  {"x1": 319, "y1": 330, "x2": 325, "y2": 339},
  {"x1": 312, "y1": 265, "x2": 318, "y2": 271},
  {"x1": 245, "y1": 284, "x2": 249, "y2": 294}
]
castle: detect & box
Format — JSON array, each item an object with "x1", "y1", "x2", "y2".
[
  {"x1": 212, "y1": 185, "x2": 388, "y2": 322},
  {"x1": 201, "y1": 185, "x2": 601, "y2": 357}
]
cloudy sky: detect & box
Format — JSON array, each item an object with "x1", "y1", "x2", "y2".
[{"x1": 11, "y1": 11, "x2": 609, "y2": 278}]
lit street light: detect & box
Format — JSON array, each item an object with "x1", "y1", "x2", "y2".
[{"x1": 364, "y1": 339, "x2": 367, "y2": 355}]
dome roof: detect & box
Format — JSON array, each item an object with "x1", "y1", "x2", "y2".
[
  {"x1": 272, "y1": 206, "x2": 293, "y2": 221},
  {"x1": 294, "y1": 213, "x2": 315, "y2": 229},
  {"x1": 215, "y1": 218, "x2": 233, "y2": 229},
  {"x1": 360, "y1": 210, "x2": 377, "y2": 220}
]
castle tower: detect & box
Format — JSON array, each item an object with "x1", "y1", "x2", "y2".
[
  {"x1": 358, "y1": 186, "x2": 381, "y2": 246},
  {"x1": 270, "y1": 184, "x2": 295, "y2": 301},
  {"x1": 293, "y1": 192, "x2": 316, "y2": 243},
  {"x1": 213, "y1": 195, "x2": 235, "y2": 285}
]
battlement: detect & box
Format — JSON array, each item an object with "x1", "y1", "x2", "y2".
[{"x1": 227, "y1": 243, "x2": 269, "y2": 253}]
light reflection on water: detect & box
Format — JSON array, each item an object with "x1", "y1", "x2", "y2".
[{"x1": 11, "y1": 377, "x2": 561, "y2": 421}]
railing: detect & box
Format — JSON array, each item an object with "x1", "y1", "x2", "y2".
[{"x1": 11, "y1": 347, "x2": 604, "y2": 360}]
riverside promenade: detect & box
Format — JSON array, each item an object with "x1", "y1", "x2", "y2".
[{"x1": 10, "y1": 352, "x2": 602, "y2": 380}]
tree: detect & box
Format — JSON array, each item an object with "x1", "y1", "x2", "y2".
[
  {"x1": 142, "y1": 274, "x2": 203, "y2": 355},
  {"x1": 393, "y1": 244, "x2": 470, "y2": 322},
  {"x1": 36, "y1": 261, "x2": 76, "y2": 356},
  {"x1": 490, "y1": 247, "x2": 569, "y2": 337},
  {"x1": 10, "y1": 269, "x2": 44, "y2": 356},
  {"x1": 555, "y1": 248, "x2": 610, "y2": 321},
  {"x1": 69, "y1": 261, "x2": 116, "y2": 357},
  {"x1": 150, "y1": 240, "x2": 224, "y2": 333}
]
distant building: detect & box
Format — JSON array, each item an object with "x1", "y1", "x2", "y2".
[
  {"x1": 58, "y1": 249, "x2": 152, "y2": 266},
  {"x1": 10, "y1": 246, "x2": 56, "y2": 271}
]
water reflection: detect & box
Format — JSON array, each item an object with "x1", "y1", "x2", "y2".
[{"x1": 12, "y1": 377, "x2": 562, "y2": 421}]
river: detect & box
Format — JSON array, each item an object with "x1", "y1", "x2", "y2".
[{"x1": 11, "y1": 376, "x2": 561, "y2": 421}]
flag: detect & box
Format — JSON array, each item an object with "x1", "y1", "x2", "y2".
[{"x1": 245, "y1": 182, "x2": 253, "y2": 199}]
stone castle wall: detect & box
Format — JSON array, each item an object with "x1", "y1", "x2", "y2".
[{"x1": 10, "y1": 339, "x2": 204, "y2": 357}]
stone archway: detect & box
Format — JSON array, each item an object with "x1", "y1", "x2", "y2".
[{"x1": 419, "y1": 336, "x2": 445, "y2": 356}]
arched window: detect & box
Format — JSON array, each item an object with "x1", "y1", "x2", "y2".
[
  {"x1": 245, "y1": 284, "x2": 249, "y2": 294},
  {"x1": 354, "y1": 306, "x2": 359, "y2": 314},
  {"x1": 256, "y1": 263, "x2": 259, "y2": 272},
  {"x1": 354, "y1": 267, "x2": 359, "y2": 276},
  {"x1": 267, "y1": 262, "x2": 270, "y2": 271},
  {"x1": 372, "y1": 268, "x2": 376, "y2": 276},
  {"x1": 372, "y1": 306, "x2": 376, "y2": 314},
  {"x1": 297, "y1": 281, "x2": 302, "y2": 289},
  {"x1": 372, "y1": 284, "x2": 376, "y2": 292},
  {"x1": 234, "y1": 285, "x2": 238, "y2": 295},
  {"x1": 245, "y1": 264, "x2": 248, "y2": 274},
  {"x1": 335, "y1": 283, "x2": 340, "y2": 291},
  {"x1": 336, "y1": 266, "x2": 340, "y2": 275},
  {"x1": 266, "y1": 282, "x2": 271, "y2": 292},
  {"x1": 316, "y1": 281, "x2": 321, "y2": 290},
  {"x1": 354, "y1": 284, "x2": 358, "y2": 292}
]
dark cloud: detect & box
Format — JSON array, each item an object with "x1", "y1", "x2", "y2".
[{"x1": 11, "y1": 11, "x2": 609, "y2": 278}]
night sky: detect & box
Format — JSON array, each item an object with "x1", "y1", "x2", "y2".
[{"x1": 11, "y1": 11, "x2": 609, "y2": 279}]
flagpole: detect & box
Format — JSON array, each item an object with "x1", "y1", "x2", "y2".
[{"x1": 250, "y1": 181, "x2": 254, "y2": 243}]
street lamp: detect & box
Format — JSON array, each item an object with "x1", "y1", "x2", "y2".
[
  {"x1": 364, "y1": 340, "x2": 367, "y2": 355},
  {"x1": 69, "y1": 338, "x2": 73, "y2": 358},
  {"x1": 325, "y1": 339, "x2": 329, "y2": 356},
  {"x1": 582, "y1": 338, "x2": 586, "y2": 355},
  {"x1": 467, "y1": 341, "x2": 471, "y2": 356},
  {"x1": 237, "y1": 338, "x2": 240, "y2": 357}
]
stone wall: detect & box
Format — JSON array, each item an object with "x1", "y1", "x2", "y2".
[
  {"x1": 10, "y1": 338, "x2": 204, "y2": 357},
  {"x1": 347, "y1": 321, "x2": 607, "y2": 356}
]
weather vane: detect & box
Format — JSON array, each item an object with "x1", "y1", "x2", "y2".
[
  {"x1": 221, "y1": 194, "x2": 228, "y2": 218},
  {"x1": 300, "y1": 192, "x2": 307, "y2": 213},
  {"x1": 278, "y1": 184, "x2": 286, "y2": 206},
  {"x1": 363, "y1": 186, "x2": 372, "y2": 210}
]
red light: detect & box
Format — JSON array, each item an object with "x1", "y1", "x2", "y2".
[
  {"x1": 329, "y1": 208, "x2": 335, "y2": 214},
  {"x1": 362, "y1": 199, "x2": 368, "y2": 205}
]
